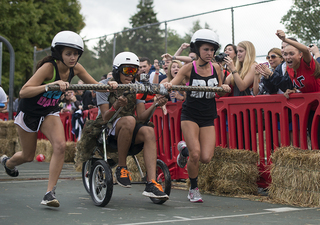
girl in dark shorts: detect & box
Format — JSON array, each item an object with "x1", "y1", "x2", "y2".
[
  {"x1": 0, "y1": 31, "x2": 102, "y2": 207},
  {"x1": 163, "y1": 29, "x2": 230, "y2": 202}
]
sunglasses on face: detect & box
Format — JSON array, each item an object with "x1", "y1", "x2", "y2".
[
  {"x1": 121, "y1": 66, "x2": 138, "y2": 77},
  {"x1": 266, "y1": 54, "x2": 280, "y2": 60}
]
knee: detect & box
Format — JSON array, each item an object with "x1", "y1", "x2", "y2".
[
  {"x1": 189, "y1": 150, "x2": 200, "y2": 163},
  {"x1": 24, "y1": 153, "x2": 36, "y2": 162},
  {"x1": 119, "y1": 117, "x2": 136, "y2": 132},
  {"x1": 201, "y1": 156, "x2": 212, "y2": 164},
  {"x1": 53, "y1": 141, "x2": 66, "y2": 155},
  {"x1": 141, "y1": 127, "x2": 156, "y2": 141}
]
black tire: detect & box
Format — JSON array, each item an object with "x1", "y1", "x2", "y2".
[
  {"x1": 82, "y1": 158, "x2": 98, "y2": 194},
  {"x1": 150, "y1": 159, "x2": 171, "y2": 204},
  {"x1": 89, "y1": 160, "x2": 113, "y2": 207}
]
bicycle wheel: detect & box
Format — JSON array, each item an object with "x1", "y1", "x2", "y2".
[
  {"x1": 89, "y1": 160, "x2": 113, "y2": 207},
  {"x1": 82, "y1": 158, "x2": 98, "y2": 194},
  {"x1": 150, "y1": 159, "x2": 171, "y2": 204}
]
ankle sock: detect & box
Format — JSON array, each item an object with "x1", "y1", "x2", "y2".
[
  {"x1": 181, "y1": 147, "x2": 189, "y2": 157},
  {"x1": 190, "y1": 177, "x2": 198, "y2": 189}
]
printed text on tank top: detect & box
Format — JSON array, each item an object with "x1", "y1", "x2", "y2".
[{"x1": 190, "y1": 61, "x2": 218, "y2": 99}]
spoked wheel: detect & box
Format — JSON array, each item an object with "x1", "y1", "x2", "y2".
[
  {"x1": 89, "y1": 160, "x2": 113, "y2": 207},
  {"x1": 150, "y1": 159, "x2": 171, "y2": 204},
  {"x1": 82, "y1": 158, "x2": 98, "y2": 193}
]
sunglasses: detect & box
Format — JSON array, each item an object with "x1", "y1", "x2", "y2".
[
  {"x1": 121, "y1": 66, "x2": 138, "y2": 77},
  {"x1": 266, "y1": 54, "x2": 280, "y2": 60}
]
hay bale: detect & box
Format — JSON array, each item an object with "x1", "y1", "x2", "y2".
[
  {"x1": 65, "y1": 141, "x2": 76, "y2": 162},
  {"x1": 127, "y1": 150, "x2": 145, "y2": 182},
  {"x1": 0, "y1": 120, "x2": 18, "y2": 139},
  {"x1": 0, "y1": 138, "x2": 20, "y2": 156},
  {"x1": 269, "y1": 146, "x2": 320, "y2": 207},
  {"x1": 35, "y1": 140, "x2": 53, "y2": 162},
  {"x1": 196, "y1": 146, "x2": 259, "y2": 195}
]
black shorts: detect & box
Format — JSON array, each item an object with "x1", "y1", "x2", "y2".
[
  {"x1": 181, "y1": 112, "x2": 215, "y2": 128},
  {"x1": 107, "y1": 123, "x2": 145, "y2": 156}
]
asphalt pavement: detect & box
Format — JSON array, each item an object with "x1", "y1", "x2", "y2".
[{"x1": 0, "y1": 161, "x2": 319, "y2": 225}]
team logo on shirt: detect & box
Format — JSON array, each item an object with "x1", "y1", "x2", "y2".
[
  {"x1": 190, "y1": 78, "x2": 218, "y2": 99},
  {"x1": 292, "y1": 75, "x2": 305, "y2": 89},
  {"x1": 37, "y1": 91, "x2": 62, "y2": 107}
]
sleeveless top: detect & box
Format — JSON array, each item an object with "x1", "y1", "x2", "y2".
[
  {"x1": 182, "y1": 61, "x2": 219, "y2": 121},
  {"x1": 18, "y1": 60, "x2": 74, "y2": 117}
]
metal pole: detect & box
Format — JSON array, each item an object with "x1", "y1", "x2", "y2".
[
  {"x1": 33, "y1": 46, "x2": 37, "y2": 74},
  {"x1": 165, "y1": 21, "x2": 168, "y2": 53},
  {"x1": 0, "y1": 36, "x2": 15, "y2": 120},
  {"x1": 0, "y1": 42, "x2": 2, "y2": 84},
  {"x1": 231, "y1": 7, "x2": 235, "y2": 45},
  {"x1": 113, "y1": 33, "x2": 117, "y2": 60}
]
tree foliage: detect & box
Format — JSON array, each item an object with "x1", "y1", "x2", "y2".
[
  {"x1": 0, "y1": 0, "x2": 84, "y2": 96},
  {"x1": 281, "y1": 0, "x2": 320, "y2": 45}
]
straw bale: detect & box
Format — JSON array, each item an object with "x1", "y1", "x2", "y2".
[
  {"x1": 195, "y1": 146, "x2": 259, "y2": 195},
  {"x1": 127, "y1": 150, "x2": 145, "y2": 182},
  {"x1": 0, "y1": 120, "x2": 18, "y2": 139},
  {"x1": 65, "y1": 141, "x2": 76, "y2": 162},
  {"x1": 0, "y1": 138, "x2": 20, "y2": 156},
  {"x1": 269, "y1": 146, "x2": 320, "y2": 207},
  {"x1": 35, "y1": 140, "x2": 53, "y2": 162}
]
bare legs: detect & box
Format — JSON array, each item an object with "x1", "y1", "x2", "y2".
[{"x1": 6, "y1": 115, "x2": 66, "y2": 193}]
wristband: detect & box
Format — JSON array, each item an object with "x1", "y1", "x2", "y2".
[
  {"x1": 109, "y1": 105, "x2": 116, "y2": 112},
  {"x1": 232, "y1": 70, "x2": 238, "y2": 74},
  {"x1": 172, "y1": 56, "x2": 176, "y2": 60},
  {"x1": 45, "y1": 85, "x2": 49, "y2": 92}
]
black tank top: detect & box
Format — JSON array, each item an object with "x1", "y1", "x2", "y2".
[
  {"x1": 18, "y1": 60, "x2": 74, "y2": 117},
  {"x1": 182, "y1": 61, "x2": 218, "y2": 121}
]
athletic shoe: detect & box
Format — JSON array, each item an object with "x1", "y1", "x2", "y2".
[
  {"x1": 142, "y1": 179, "x2": 169, "y2": 200},
  {"x1": 115, "y1": 166, "x2": 132, "y2": 188},
  {"x1": 188, "y1": 187, "x2": 203, "y2": 203},
  {"x1": 41, "y1": 186, "x2": 60, "y2": 207},
  {"x1": 0, "y1": 155, "x2": 19, "y2": 177},
  {"x1": 177, "y1": 141, "x2": 188, "y2": 168}
]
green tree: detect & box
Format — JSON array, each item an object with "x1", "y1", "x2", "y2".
[
  {"x1": 281, "y1": 0, "x2": 320, "y2": 45},
  {"x1": 0, "y1": 0, "x2": 84, "y2": 96},
  {"x1": 126, "y1": 0, "x2": 164, "y2": 60}
]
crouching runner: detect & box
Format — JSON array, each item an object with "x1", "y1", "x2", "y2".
[{"x1": 97, "y1": 51, "x2": 169, "y2": 200}]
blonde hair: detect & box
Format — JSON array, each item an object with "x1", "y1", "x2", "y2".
[
  {"x1": 167, "y1": 60, "x2": 186, "y2": 85},
  {"x1": 232, "y1": 41, "x2": 256, "y2": 86}
]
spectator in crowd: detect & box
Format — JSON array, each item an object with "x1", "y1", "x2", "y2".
[
  {"x1": 253, "y1": 48, "x2": 284, "y2": 96},
  {"x1": 221, "y1": 44, "x2": 237, "y2": 83},
  {"x1": 96, "y1": 51, "x2": 169, "y2": 200},
  {"x1": 162, "y1": 43, "x2": 194, "y2": 65},
  {"x1": 163, "y1": 29, "x2": 230, "y2": 203},
  {"x1": 160, "y1": 60, "x2": 186, "y2": 102},
  {"x1": 0, "y1": 85, "x2": 7, "y2": 113},
  {"x1": 309, "y1": 44, "x2": 320, "y2": 64},
  {"x1": 224, "y1": 41, "x2": 257, "y2": 96},
  {"x1": 100, "y1": 72, "x2": 113, "y2": 81},
  {"x1": 0, "y1": 31, "x2": 103, "y2": 208},
  {"x1": 60, "y1": 90, "x2": 78, "y2": 114},
  {"x1": 138, "y1": 57, "x2": 153, "y2": 83},
  {"x1": 260, "y1": 30, "x2": 320, "y2": 97},
  {"x1": 82, "y1": 89, "x2": 97, "y2": 110}
]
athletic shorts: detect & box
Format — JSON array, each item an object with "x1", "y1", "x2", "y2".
[
  {"x1": 181, "y1": 112, "x2": 215, "y2": 128},
  {"x1": 107, "y1": 119, "x2": 145, "y2": 156},
  {"x1": 14, "y1": 111, "x2": 60, "y2": 133}
]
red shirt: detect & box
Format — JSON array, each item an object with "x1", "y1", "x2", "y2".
[{"x1": 286, "y1": 57, "x2": 320, "y2": 93}]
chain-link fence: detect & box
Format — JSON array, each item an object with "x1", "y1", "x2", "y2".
[{"x1": 33, "y1": 0, "x2": 317, "y2": 73}]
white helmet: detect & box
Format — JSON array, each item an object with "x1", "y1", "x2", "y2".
[
  {"x1": 51, "y1": 31, "x2": 84, "y2": 52},
  {"x1": 190, "y1": 29, "x2": 220, "y2": 52},
  {"x1": 113, "y1": 52, "x2": 139, "y2": 68}
]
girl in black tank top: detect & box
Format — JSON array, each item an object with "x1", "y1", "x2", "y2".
[
  {"x1": 5, "y1": 31, "x2": 103, "y2": 208},
  {"x1": 162, "y1": 29, "x2": 231, "y2": 203}
]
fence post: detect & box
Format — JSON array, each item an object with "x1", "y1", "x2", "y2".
[{"x1": 0, "y1": 36, "x2": 15, "y2": 120}]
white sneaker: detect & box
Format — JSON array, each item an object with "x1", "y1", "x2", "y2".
[
  {"x1": 187, "y1": 187, "x2": 203, "y2": 203},
  {"x1": 177, "y1": 141, "x2": 188, "y2": 168}
]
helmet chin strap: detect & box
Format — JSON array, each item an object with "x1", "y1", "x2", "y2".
[{"x1": 198, "y1": 56, "x2": 209, "y2": 67}]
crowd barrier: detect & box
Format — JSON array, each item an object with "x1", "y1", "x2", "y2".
[{"x1": 1, "y1": 92, "x2": 319, "y2": 187}]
